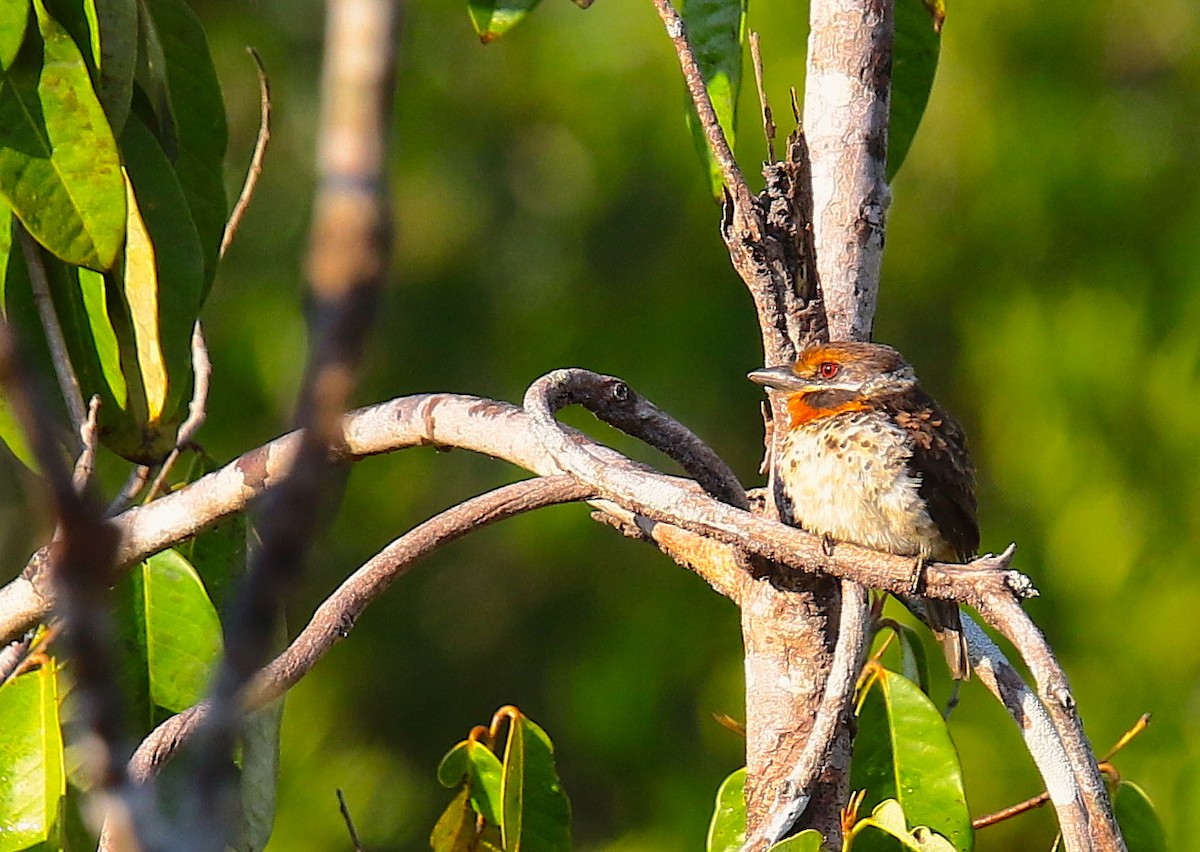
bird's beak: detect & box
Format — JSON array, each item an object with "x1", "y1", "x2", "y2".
[{"x1": 747, "y1": 365, "x2": 807, "y2": 391}]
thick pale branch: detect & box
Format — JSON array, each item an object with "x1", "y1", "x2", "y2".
[
  {"x1": 976, "y1": 597, "x2": 1125, "y2": 849},
  {"x1": 960, "y1": 616, "x2": 1089, "y2": 846},
  {"x1": 0, "y1": 392, "x2": 1030, "y2": 643},
  {"x1": 803, "y1": 0, "x2": 893, "y2": 342},
  {"x1": 126, "y1": 476, "x2": 592, "y2": 783},
  {"x1": 743, "y1": 582, "x2": 870, "y2": 850}
]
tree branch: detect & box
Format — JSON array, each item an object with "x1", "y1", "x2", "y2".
[
  {"x1": 803, "y1": 0, "x2": 893, "y2": 343},
  {"x1": 0, "y1": 391, "x2": 1033, "y2": 643},
  {"x1": 124, "y1": 476, "x2": 592, "y2": 783}
]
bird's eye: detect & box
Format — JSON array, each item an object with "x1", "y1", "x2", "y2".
[{"x1": 817, "y1": 361, "x2": 840, "y2": 380}]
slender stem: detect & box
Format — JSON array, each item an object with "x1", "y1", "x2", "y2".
[{"x1": 18, "y1": 228, "x2": 86, "y2": 447}]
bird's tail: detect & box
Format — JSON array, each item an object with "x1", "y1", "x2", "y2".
[{"x1": 926, "y1": 598, "x2": 971, "y2": 680}]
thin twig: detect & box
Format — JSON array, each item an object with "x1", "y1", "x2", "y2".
[
  {"x1": 144, "y1": 322, "x2": 211, "y2": 502},
  {"x1": 107, "y1": 465, "x2": 153, "y2": 515},
  {"x1": 125, "y1": 476, "x2": 591, "y2": 782},
  {"x1": 748, "y1": 32, "x2": 776, "y2": 163},
  {"x1": 973, "y1": 791, "x2": 1052, "y2": 830},
  {"x1": 337, "y1": 789, "x2": 366, "y2": 851},
  {"x1": 220, "y1": 48, "x2": 272, "y2": 259},
  {"x1": 18, "y1": 228, "x2": 86, "y2": 447},
  {"x1": 72, "y1": 395, "x2": 101, "y2": 493}
]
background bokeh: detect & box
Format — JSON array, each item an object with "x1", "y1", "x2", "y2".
[{"x1": 2, "y1": 0, "x2": 1198, "y2": 848}]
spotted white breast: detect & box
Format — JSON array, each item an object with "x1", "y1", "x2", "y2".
[{"x1": 776, "y1": 410, "x2": 954, "y2": 560}]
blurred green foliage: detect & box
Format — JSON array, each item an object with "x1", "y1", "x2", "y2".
[{"x1": 1, "y1": 0, "x2": 1196, "y2": 849}]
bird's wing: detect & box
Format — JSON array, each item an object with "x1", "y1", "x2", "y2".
[{"x1": 885, "y1": 389, "x2": 979, "y2": 561}]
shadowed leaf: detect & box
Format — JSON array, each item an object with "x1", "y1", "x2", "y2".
[
  {"x1": 1114, "y1": 781, "x2": 1166, "y2": 852},
  {"x1": 888, "y1": 0, "x2": 943, "y2": 181}
]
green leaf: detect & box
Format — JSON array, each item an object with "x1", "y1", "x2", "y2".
[
  {"x1": 1113, "y1": 780, "x2": 1166, "y2": 852},
  {"x1": 431, "y1": 787, "x2": 504, "y2": 852},
  {"x1": 0, "y1": 661, "x2": 66, "y2": 852},
  {"x1": 431, "y1": 787, "x2": 479, "y2": 852},
  {"x1": 888, "y1": 0, "x2": 942, "y2": 181},
  {"x1": 0, "y1": 0, "x2": 124, "y2": 270},
  {"x1": 236, "y1": 696, "x2": 284, "y2": 851},
  {"x1": 850, "y1": 800, "x2": 957, "y2": 852},
  {"x1": 182, "y1": 508, "x2": 246, "y2": 613},
  {"x1": 706, "y1": 767, "x2": 746, "y2": 852},
  {"x1": 42, "y1": 0, "x2": 136, "y2": 132},
  {"x1": 132, "y1": 548, "x2": 223, "y2": 713},
  {"x1": 0, "y1": 199, "x2": 37, "y2": 469},
  {"x1": 0, "y1": 0, "x2": 28, "y2": 70},
  {"x1": 768, "y1": 830, "x2": 824, "y2": 851},
  {"x1": 706, "y1": 768, "x2": 822, "y2": 852},
  {"x1": 36, "y1": 252, "x2": 130, "y2": 443},
  {"x1": 89, "y1": 0, "x2": 137, "y2": 132},
  {"x1": 893, "y1": 623, "x2": 931, "y2": 695},
  {"x1": 467, "y1": 0, "x2": 542, "y2": 43},
  {"x1": 500, "y1": 713, "x2": 571, "y2": 851},
  {"x1": 680, "y1": 0, "x2": 745, "y2": 197},
  {"x1": 850, "y1": 668, "x2": 971, "y2": 852},
  {"x1": 437, "y1": 740, "x2": 504, "y2": 827},
  {"x1": 137, "y1": 0, "x2": 227, "y2": 294}
]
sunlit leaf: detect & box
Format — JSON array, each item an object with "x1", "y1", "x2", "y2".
[
  {"x1": 680, "y1": 0, "x2": 745, "y2": 197},
  {"x1": 1113, "y1": 780, "x2": 1166, "y2": 852},
  {"x1": 850, "y1": 668, "x2": 971, "y2": 851},
  {"x1": 467, "y1": 0, "x2": 542, "y2": 43},
  {"x1": 706, "y1": 767, "x2": 746, "y2": 852},
  {"x1": 0, "y1": 0, "x2": 28, "y2": 70},
  {"x1": 76, "y1": 268, "x2": 126, "y2": 406},
  {"x1": 0, "y1": 0, "x2": 124, "y2": 269},
  {"x1": 888, "y1": 0, "x2": 942, "y2": 181},
  {"x1": 768, "y1": 830, "x2": 824, "y2": 851},
  {"x1": 500, "y1": 713, "x2": 571, "y2": 851},
  {"x1": 431, "y1": 787, "x2": 504, "y2": 852},
  {"x1": 132, "y1": 548, "x2": 223, "y2": 713},
  {"x1": 850, "y1": 799, "x2": 957, "y2": 851},
  {"x1": 0, "y1": 660, "x2": 66, "y2": 851},
  {"x1": 438, "y1": 740, "x2": 504, "y2": 826},
  {"x1": 432, "y1": 787, "x2": 479, "y2": 852},
  {"x1": 137, "y1": 0, "x2": 227, "y2": 293},
  {"x1": 114, "y1": 114, "x2": 203, "y2": 442}
]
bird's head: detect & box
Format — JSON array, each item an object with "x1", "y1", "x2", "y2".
[{"x1": 748, "y1": 342, "x2": 918, "y2": 427}]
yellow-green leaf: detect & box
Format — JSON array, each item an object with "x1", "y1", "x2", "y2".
[{"x1": 0, "y1": 660, "x2": 66, "y2": 850}]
